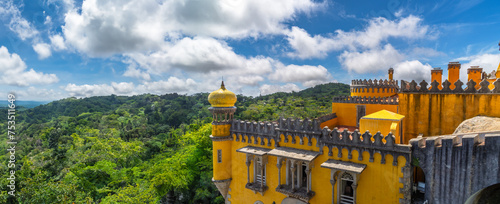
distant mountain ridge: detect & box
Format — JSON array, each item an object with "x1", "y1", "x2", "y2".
[{"x1": 0, "y1": 100, "x2": 50, "y2": 109}]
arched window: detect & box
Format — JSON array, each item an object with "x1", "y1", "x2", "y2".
[{"x1": 340, "y1": 172, "x2": 355, "y2": 204}]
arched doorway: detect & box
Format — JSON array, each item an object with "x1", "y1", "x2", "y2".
[
  {"x1": 413, "y1": 166, "x2": 426, "y2": 202},
  {"x1": 465, "y1": 183, "x2": 500, "y2": 204}
]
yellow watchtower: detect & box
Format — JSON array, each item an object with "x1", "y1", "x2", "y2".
[{"x1": 208, "y1": 81, "x2": 237, "y2": 200}]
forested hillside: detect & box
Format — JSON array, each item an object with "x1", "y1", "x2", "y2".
[{"x1": 0, "y1": 82, "x2": 349, "y2": 204}]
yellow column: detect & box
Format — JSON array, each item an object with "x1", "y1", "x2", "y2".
[{"x1": 448, "y1": 62, "x2": 461, "y2": 90}]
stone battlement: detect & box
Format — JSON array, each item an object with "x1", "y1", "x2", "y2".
[
  {"x1": 230, "y1": 117, "x2": 411, "y2": 166},
  {"x1": 400, "y1": 78, "x2": 500, "y2": 93},
  {"x1": 351, "y1": 79, "x2": 399, "y2": 87},
  {"x1": 409, "y1": 130, "x2": 500, "y2": 204},
  {"x1": 332, "y1": 95, "x2": 398, "y2": 104}
]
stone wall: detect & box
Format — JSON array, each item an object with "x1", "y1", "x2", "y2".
[{"x1": 410, "y1": 131, "x2": 500, "y2": 204}]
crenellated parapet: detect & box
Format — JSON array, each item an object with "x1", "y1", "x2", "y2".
[
  {"x1": 351, "y1": 79, "x2": 399, "y2": 87},
  {"x1": 400, "y1": 78, "x2": 500, "y2": 93},
  {"x1": 409, "y1": 131, "x2": 500, "y2": 204},
  {"x1": 231, "y1": 120, "x2": 279, "y2": 146},
  {"x1": 350, "y1": 79, "x2": 399, "y2": 97},
  {"x1": 276, "y1": 117, "x2": 322, "y2": 145},
  {"x1": 318, "y1": 127, "x2": 411, "y2": 166},
  {"x1": 316, "y1": 113, "x2": 337, "y2": 124},
  {"x1": 332, "y1": 95, "x2": 398, "y2": 104},
  {"x1": 231, "y1": 116, "x2": 411, "y2": 166}
]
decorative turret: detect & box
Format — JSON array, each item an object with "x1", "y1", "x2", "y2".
[{"x1": 208, "y1": 81, "x2": 236, "y2": 200}]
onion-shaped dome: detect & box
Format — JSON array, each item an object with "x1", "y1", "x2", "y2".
[{"x1": 208, "y1": 81, "x2": 237, "y2": 107}]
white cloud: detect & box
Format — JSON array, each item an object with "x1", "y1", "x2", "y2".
[
  {"x1": 44, "y1": 16, "x2": 52, "y2": 25},
  {"x1": 286, "y1": 26, "x2": 341, "y2": 59},
  {"x1": 62, "y1": 0, "x2": 321, "y2": 56},
  {"x1": 130, "y1": 37, "x2": 246, "y2": 73},
  {"x1": 235, "y1": 76, "x2": 265, "y2": 86},
  {"x1": 0, "y1": 1, "x2": 39, "y2": 41},
  {"x1": 259, "y1": 83, "x2": 301, "y2": 95},
  {"x1": 269, "y1": 64, "x2": 331, "y2": 87},
  {"x1": 286, "y1": 15, "x2": 432, "y2": 59},
  {"x1": 111, "y1": 82, "x2": 135, "y2": 94},
  {"x1": 33, "y1": 43, "x2": 52, "y2": 59},
  {"x1": 50, "y1": 34, "x2": 67, "y2": 51},
  {"x1": 0, "y1": 46, "x2": 59, "y2": 86},
  {"x1": 11, "y1": 86, "x2": 65, "y2": 101},
  {"x1": 393, "y1": 60, "x2": 432, "y2": 82},
  {"x1": 338, "y1": 44, "x2": 404, "y2": 74},
  {"x1": 64, "y1": 83, "x2": 115, "y2": 97},
  {"x1": 126, "y1": 37, "x2": 275, "y2": 85},
  {"x1": 64, "y1": 77, "x2": 197, "y2": 98},
  {"x1": 137, "y1": 77, "x2": 197, "y2": 94},
  {"x1": 457, "y1": 53, "x2": 500, "y2": 83},
  {"x1": 123, "y1": 64, "x2": 151, "y2": 81}
]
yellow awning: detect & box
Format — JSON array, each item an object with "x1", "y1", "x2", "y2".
[{"x1": 361, "y1": 110, "x2": 405, "y2": 121}]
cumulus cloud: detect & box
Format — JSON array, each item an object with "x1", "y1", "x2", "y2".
[
  {"x1": 286, "y1": 26, "x2": 341, "y2": 59},
  {"x1": 259, "y1": 83, "x2": 301, "y2": 95},
  {"x1": 126, "y1": 37, "x2": 275, "y2": 88},
  {"x1": 338, "y1": 44, "x2": 404, "y2": 74},
  {"x1": 269, "y1": 64, "x2": 331, "y2": 87},
  {"x1": 33, "y1": 43, "x2": 52, "y2": 59},
  {"x1": 12, "y1": 86, "x2": 65, "y2": 101},
  {"x1": 62, "y1": 0, "x2": 320, "y2": 56},
  {"x1": 286, "y1": 15, "x2": 432, "y2": 59},
  {"x1": 393, "y1": 60, "x2": 432, "y2": 82},
  {"x1": 50, "y1": 34, "x2": 67, "y2": 51},
  {"x1": 64, "y1": 77, "x2": 197, "y2": 98},
  {"x1": 136, "y1": 77, "x2": 197, "y2": 94},
  {"x1": 64, "y1": 83, "x2": 116, "y2": 97},
  {"x1": 123, "y1": 64, "x2": 151, "y2": 81},
  {"x1": 456, "y1": 53, "x2": 500, "y2": 83},
  {"x1": 128, "y1": 37, "x2": 247, "y2": 73},
  {"x1": 0, "y1": 46, "x2": 59, "y2": 86},
  {"x1": 0, "y1": 1, "x2": 39, "y2": 41}
]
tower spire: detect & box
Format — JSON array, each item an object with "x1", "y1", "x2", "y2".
[{"x1": 497, "y1": 41, "x2": 500, "y2": 78}]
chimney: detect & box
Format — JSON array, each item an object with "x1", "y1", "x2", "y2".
[
  {"x1": 388, "y1": 68, "x2": 394, "y2": 80},
  {"x1": 448, "y1": 62, "x2": 461, "y2": 90},
  {"x1": 431, "y1": 67, "x2": 443, "y2": 90},
  {"x1": 467, "y1": 66, "x2": 483, "y2": 89}
]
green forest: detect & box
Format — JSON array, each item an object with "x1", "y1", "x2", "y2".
[{"x1": 0, "y1": 83, "x2": 349, "y2": 204}]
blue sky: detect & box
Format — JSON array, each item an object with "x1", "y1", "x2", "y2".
[{"x1": 0, "y1": 0, "x2": 499, "y2": 101}]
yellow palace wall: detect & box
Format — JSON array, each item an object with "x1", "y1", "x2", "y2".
[
  {"x1": 226, "y1": 134, "x2": 407, "y2": 204},
  {"x1": 350, "y1": 87, "x2": 397, "y2": 97},
  {"x1": 399, "y1": 93, "x2": 500, "y2": 143},
  {"x1": 359, "y1": 119, "x2": 402, "y2": 144},
  {"x1": 332, "y1": 103, "x2": 399, "y2": 127}
]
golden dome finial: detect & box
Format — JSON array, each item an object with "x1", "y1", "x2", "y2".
[
  {"x1": 221, "y1": 81, "x2": 226, "y2": 90},
  {"x1": 208, "y1": 80, "x2": 237, "y2": 107}
]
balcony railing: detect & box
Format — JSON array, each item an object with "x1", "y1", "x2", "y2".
[{"x1": 275, "y1": 184, "x2": 315, "y2": 203}]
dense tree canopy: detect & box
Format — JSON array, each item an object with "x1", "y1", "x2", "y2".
[{"x1": 0, "y1": 83, "x2": 349, "y2": 203}]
